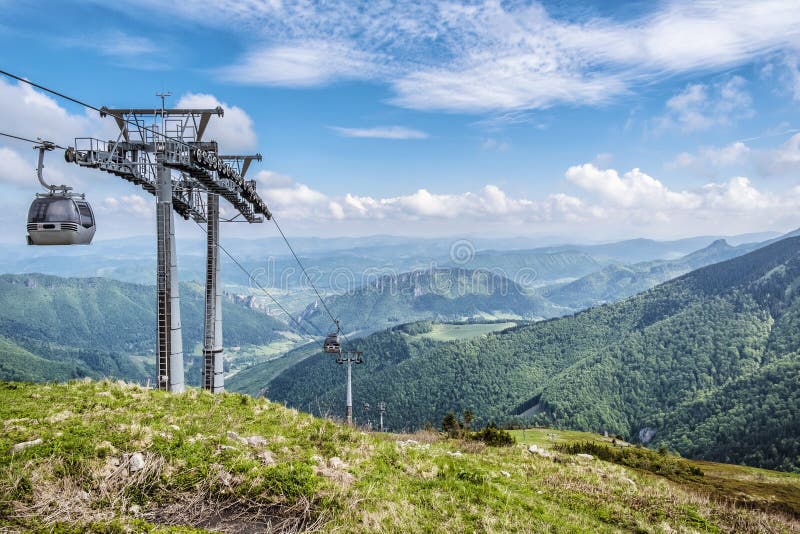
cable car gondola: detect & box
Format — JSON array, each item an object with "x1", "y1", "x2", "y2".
[
  {"x1": 324, "y1": 320, "x2": 342, "y2": 354},
  {"x1": 26, "y1": 141, "x2": 95, "y2": 246},
  {"x1": 324, "y1": 332, "x2": 341, "y2": 354}
]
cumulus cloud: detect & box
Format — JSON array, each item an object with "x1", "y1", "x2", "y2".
[
  {"x1": 0, "y1": 79, "x2": 116, "y2": 192},
  {"x1": 99, "y1": 195, "x2": 153, "y2": 219},
  {"x1": 175, "y1": 93, "x2": 257, "y2": 152},
  {"x1": 702, "y1": 177, "x2": 773, "y2": 211},
  {"x1": 0, "y1": 78, "x2": 110, "y2": 144},
  {"x1": 656, "y1": 76, "x2": 753, "y2": 132},
  {"x1": 566, "y1": 164, "x2": 700, "y2": 210},
  {"x1": 671, "y1": 134, "x2": 800, "y2": 178},
  {"x1": 330, "y1": 126, "x2": 428, "y2": 140},
  {"x1": 560, "y1": 162, "x2": 800, "y2": 231},
  {"x1": 0, "y1": 147, "x2": 35, "y2": 186},
  {"x1": 759, "y1": 133, "x2": 800, "y2": 175},
  {"x1": 243, "y1": 159, "x2": 800, "y2": 237},
  {"x1": 669, "y1": 141, "x2": 751, "y2": 174},
  {"x1": 254, "y1": 170, "x2": 294, "y2": 188}
]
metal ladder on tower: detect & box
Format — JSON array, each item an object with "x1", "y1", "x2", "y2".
[{"x1": 156, "y1": 203, "x2": 171, "y2": 390}]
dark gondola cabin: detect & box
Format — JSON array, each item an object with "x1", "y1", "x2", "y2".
[
  {"x1": 27, "y1": 195, "x2": 96, "y2": 245},
  {"x1": 323, "y1": 333, "x2": 341, "y2": 354}
]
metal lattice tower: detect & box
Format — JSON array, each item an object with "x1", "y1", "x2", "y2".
[{"x1": 66, "y1": 101, "x2": 271, "y2": 392}]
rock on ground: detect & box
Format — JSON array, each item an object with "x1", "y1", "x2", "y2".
[
  {"x1": 11, "y1": 438, "x2": 42, "y2": 453},
  {"x1": 128, "y1": 452, "x2": 145, "y2": 473}
]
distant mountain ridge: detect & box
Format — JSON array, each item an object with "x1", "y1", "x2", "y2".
[
  {"x1": 0, "y1": 231, "x2": 780, "y2": 287},
  {"x1": 545, "y1": 238, "x2": 762, "y2": 309},
  {"x1": 299, "y1": 267, "x2": 560, "y2": 334}
]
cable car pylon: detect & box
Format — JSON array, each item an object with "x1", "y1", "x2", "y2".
[
  {"x1": 64, "y1": 95, "x2": 271, "y2": 394},
  {"x1": 0, "y1": 72, "x2": 281, "y2": 396}
]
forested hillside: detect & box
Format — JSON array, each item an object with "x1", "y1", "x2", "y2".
[
  {"x1": 0, "y1": 274, "x2": 289, "y2": 383},
  {"x1": 249, "y1": 237, "x2": 800, "y2": 472}
]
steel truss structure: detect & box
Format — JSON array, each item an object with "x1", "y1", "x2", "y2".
[{"x1": 65, "y1": 105, "x2": 271, "y2": 393}]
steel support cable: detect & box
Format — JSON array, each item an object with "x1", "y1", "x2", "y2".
[
  {"x1": 191, "y1": 221, "x2": 322, "y2": 340},
  {"x1": 0, "y1": 131, "x2": 66, "y2": 149},
  {"x1": 270, "y1": 215, "x2": 354, "y2": 347}
]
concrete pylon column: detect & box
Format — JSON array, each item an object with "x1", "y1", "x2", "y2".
[
  {"x1": 203, "y1": 193, "x2": 224, "y2": 392},
  {"x1": 346, "y1": 359, "x2": 353, "y2": 425},
  {"x1": 156, "y1": 158, "x2": 184, "y2": 392}
]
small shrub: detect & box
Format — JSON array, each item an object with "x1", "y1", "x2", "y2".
[
  {"x1": 472, "y1": 423, "x2": 515, "y2": 447},
  {"x1": 456, "y1": 469, "x2": 487, "y2": 485},
  {"x1": 252, "y1": 462, "x2": 318, "y2": 500}
]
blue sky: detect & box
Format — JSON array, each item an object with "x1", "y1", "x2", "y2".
[{"x1": 2, "y1": 1, "x2": 800, "y2": 242}]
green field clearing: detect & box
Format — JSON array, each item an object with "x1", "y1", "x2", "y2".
[{"x1": 419, "y1": 322, "x2": 517, "y2": 341}]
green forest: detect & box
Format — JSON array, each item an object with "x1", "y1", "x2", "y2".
[{"x1": 235, "y1": 237, "x2": 800, "y2": 472}]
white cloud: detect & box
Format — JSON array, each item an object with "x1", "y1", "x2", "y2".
[
  {"x1": 59, "y1": 30, "x2": 159, "y2": 58},
  {"x1": 760, "y1": 132, "x2": 800, "y2": 175},
  {"x1": 669, "y1": 133, "x2": 800, "y2": 178},
  {"x1": 0, "y1": 78, "x2": 115, "y2": 192},
  {"x1": 780, "y1": 55, "x2": 800, "y2": 101},
  {"x1": 481, "y1": 138, "x2": 509, "y2": 151},
  {"x1": 773, "y1": 133, "x2": 800, "y2": 166},
  {"x1": 175, "y1": 93, "x2": 257, "y2": 152},
  {"x1": 117, "y1": 0, "x2": 800, "y2": 113},
  {"x1": 99, "y1": 195, "x2": 153, "y2": 219},
  {"x1": 705, "y1": 142, "x2": 751, "y2": 166},
  {"x1": 0, "y1": 147, "x2": 34, "y2": 186},
  {"x1": 560, "y1": 162, "x2": 800, "y2": 231},
  {"x1": 254, "y1": 170, "x2": 294, "y2": 188},
  {"x1": 0, "y1": 78, "x2": 106, "y2": 144},
  {"x1": 219, "y1": 41, "x2": 378, "y2": 87},
  {"x1": 390, "y1": 57, "x2": 627, "y2": 113},
  {"x1": 702, "y1": 177, "x2": 773, "y2": 211},
  {"x1": 669, "y1": 141, "x2": 751, "y2": 173},
  {"x1": 330, "y1": 126, "x2": 428, "y2": 140},
  {"x1": 565, "y1": 163, "x2": 700, "y2": 209},
  {"x1": 244, "y1": 161, "x2": 800, "y2": 237},
  {"x1": 657, "y1": 76, "x2": 753, "y2": 132},
  {"x1": 97, "y1": 31, "x2": 159, "y2": 57}
]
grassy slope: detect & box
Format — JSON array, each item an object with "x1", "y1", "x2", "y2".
[
  {"x1": 1, "y1": 380, "x2": 798, "y2": 533},
  {"x1": 419, "y1": 322, "x2": 518, "y2": 342}
]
